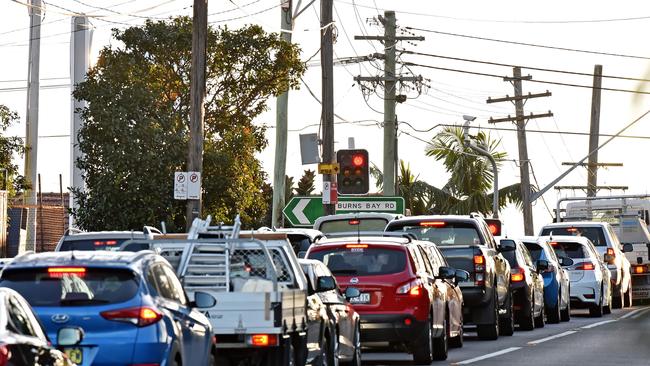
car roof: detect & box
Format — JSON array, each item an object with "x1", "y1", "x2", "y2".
[
  {"x1": 269, "y1": 228, "x2": 324, "y2": 240},
  {"x1": 313, "y1": 212, "x2": 402, "y2": 227},
  {"x1": 311, "y1": 235, "x2": 424, "y2": 248},
  {"x1": 387, "y1": 215, "x2": 481, "y2": 227},
  {"x1": 540, "y1": 235, "x2": 592, "y2": 245},
  {"x1": 541, "y1": 221, "x2": 609, "y2": 228},
  {"x1": 3, "y1": 250, "x2": 154, "y2": 271},
  {"x1": 62, "y1": 231, "x2": 149, "y2": 240}
]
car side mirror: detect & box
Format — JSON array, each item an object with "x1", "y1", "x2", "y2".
[
  {"x1": 57, "y1": 327, "x2": 84, "y2": 347},
  {"x1": 316, "y1": 276, "x2": 337, "y2": 293},
  {"x1": 558, "y1": 257, "x2": 574, "y2": 267},
  {"x1": 497, "y1": 240, "x2": 516, "y2": 253},
  {"x1": 454, "y1": 269, "x2": 470, "y2": 282},
  {"x1": 436, "y1": 266, "x2": 457, "y2": 280},
  {"x1": 344, "y1": 287, "x2": 361, "y2": 300},
  {"x1": 192, "y1": 291, "x2": 217, "y2": 308},
  {"x1": 623, "y1": 243, "x2": 634, "y2": 253},
  {"x1": 604, "y1": 253, "x2": 615, "y2": 264},
  {"x1": 536, "y1": 259, "x2": 549, "y2": 272}
]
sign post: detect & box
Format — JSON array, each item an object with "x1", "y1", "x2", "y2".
[
  {"x1": 187, "y1": 171, "x2": 201, "y2": 200},
  {"x1": 174, "y1": 172, "x2": 188, "y2": 200}
]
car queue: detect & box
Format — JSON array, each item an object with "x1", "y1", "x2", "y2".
[{"x1": 0, "y1": 213, "x2": 636, "y2": 366}]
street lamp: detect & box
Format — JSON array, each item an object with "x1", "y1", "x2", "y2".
[{"x1": 462, "y1": 116, "x2": 499, "y2": 218}]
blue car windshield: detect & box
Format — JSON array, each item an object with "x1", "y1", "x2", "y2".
[{"x1": 0, "y1": 268, "x2": 139, "y2": 307}]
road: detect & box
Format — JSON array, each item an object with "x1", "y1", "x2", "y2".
[{"x1": 362, "y1": 306, "x2": 650, "y2": 365}]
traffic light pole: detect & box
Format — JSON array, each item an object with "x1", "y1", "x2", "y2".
[{"x1": 321, "y1": 0, "x2": 335, "y2": 215}]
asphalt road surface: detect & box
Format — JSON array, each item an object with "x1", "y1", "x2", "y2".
[{"x1": 361, "y1": 306, "x2": 650, "y2": 365}]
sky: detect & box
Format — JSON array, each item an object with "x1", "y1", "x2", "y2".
[{"x1": 2, "y1": 0, "x2": 650, "y2": 236}]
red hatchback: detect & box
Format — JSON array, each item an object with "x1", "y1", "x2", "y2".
[{"x1": 307, "y1": 236, "x2": 463, "y2": 364}]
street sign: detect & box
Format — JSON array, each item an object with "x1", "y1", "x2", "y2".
[
  {"x1": 318, "y1": 162, "x2": 340, "y2": 174},
  {"x1": 187, "y1": 171, "x2": 201, "y2": 200},
  {"x1": 174, "y1": 172, "x2": 188, "y2": 200},
  {"x1": 283, "y1": 196, "x2": 405, "y2": 227},
  {"x1": 322, "y1": 182, "x2": 337, "y2": 204}
]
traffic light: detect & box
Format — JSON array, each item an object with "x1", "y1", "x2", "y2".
[
  {"x1": 337, "y1": 149, "x2": 369, "y2": 195},
  {"x1": 484, "y1": 218, "x2": 502, "y2": 237}
]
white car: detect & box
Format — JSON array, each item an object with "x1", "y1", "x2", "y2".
[{"x1": 549, "y1": 235, "x2": 613, "y2": 317}]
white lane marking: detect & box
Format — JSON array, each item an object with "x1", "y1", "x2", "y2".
[
  {"x1": 619, "y1": 306, "x2": 650, "y2": 319},
  {"x1": 581, "y1": 319, "x2": 617, "y2": 329},
  {"x1": 527, "y1": 330, "x2": 577, "y2": 345},
  {"x1": 630, "y1": 308, "x2": 650, "y2": 319},
  {"x1": 453, "y1": 347, "x2": 522, "y2": 365}
]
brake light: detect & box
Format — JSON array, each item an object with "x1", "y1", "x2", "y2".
[
  {"x1": 607, "y1": 248, "x2": 615, "y2": 257},
  {"x1": 634, "y1": 265, "x2": 647, "y2": 274},
  {"x1": 348, "y1": 219, "x2": 360, "y2": 225},
  {"x1": 345, "y1": 244, "x2": 368, "y2": 249},
  {"x1": 474, "y1": 255, "x2": 486, "y2": 285},
  {"x1": 247, "y1": 334, "x2": 278, "y2": 347},
  {"x1": 396, "y1": 280, "x2": 423, "y2": 297},
  {"x1": 94, "y1": 240, "x2": 117, "y2": 246},
  {"x1": 48, "y1": 267, "x2": 86, "y2": 278},
  {"x1": 576, "y1": 262, "x2": 595, "y2": 271},
  {"x1": 549, "y1": 242, "x2": 558, "y2": 247},
  {"x1": 101, "y1": 307, "x2": 162, "y2": 327},
  {"x1": 0, "y1": 345, "x2": 10, "y2": 366},
  {"x1": 567, "y1": 227, "x2": 578, "y2": 232},
  {"x1": 420, "y1": 221, "x2": 446, "y2": 227},
  {"x1": 511, "y1": 268, "x2": 525, "y2": 282}
]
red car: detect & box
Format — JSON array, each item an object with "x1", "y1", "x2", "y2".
[{"x1": 306, "y1": 235, "x2": 466, "y2": 364}]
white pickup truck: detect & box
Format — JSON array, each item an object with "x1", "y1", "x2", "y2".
[{"x1": 120, "y1": 217, "x2": 310, "y2": 366}]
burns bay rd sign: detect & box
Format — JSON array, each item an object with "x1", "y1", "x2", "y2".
[{"x1": 283, "y1": 196, "x2": 405, "y2": 227}]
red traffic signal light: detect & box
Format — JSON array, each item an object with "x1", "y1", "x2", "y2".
[
  {"x1": 336, "y1": 149, "x2": 369, "y2": 195},
  {"x1": 484, "y1": 218, "x2": 502, "y2": 237}
]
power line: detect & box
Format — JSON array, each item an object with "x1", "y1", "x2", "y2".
[
  {"x1": 405, "y1": 27, "x2": 650, "y2": 61},
  {"x1": 401, "y1": 61, "x2": 650, "y2": 95},
  {"x1": 335, "y1": 0, "x2": 650, "y2": 24},
  {"x1": 402, "y1": 50, "x2": 650, "y2": 83}
]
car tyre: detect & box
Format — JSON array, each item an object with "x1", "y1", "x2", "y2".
[
  {"x1": 343, "y1": 325, "x2": 362, "y2": 366},
  {"x1": 449, "y1": 314, "x2": 464, "y2": 348},
  {"x1": 547, "y1": 293, "x2": 561, "y2": 324},
  {"x1": 166, "y1": 343, "x2": 181, "y2": 366},
  {"x1": 561, "y1": 298, "x2": 571, "y2": 322},
  {"x1": 613, "y1": 288, "x2": 624, "y2": 309},
  {"x1": 269, "y1": 336, "x2": 296, "y2": 366},
  {"x1": 624, "y1": 286, "x2": 633, "y2": 307},
  {"x1": 477, "y1": 291, "x2": 499, "y2": 341},
  {"x1": 432, "y1": 315, "x2": 449, "y2": 360},
  {"x1": 604, "y1": 288, "x2": 613, "y2": 315},
  {"x1": 589, "y1": 290, "x2": 604, "y2": 317},
  {"x1": 412, "y1": 317, "x2": 434, "y2": 365},
  {"x1": 499, "y1": 294, "x2": 515, "y2": 336},
  {"x1": 520, "y1": 295, "x2": 536, "y2": 331}
]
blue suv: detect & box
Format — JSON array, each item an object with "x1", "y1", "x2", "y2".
[{"x1": 0, "y1": 250, "x2": 216, "y2": 366}]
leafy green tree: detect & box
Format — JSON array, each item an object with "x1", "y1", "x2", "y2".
[
  {"x1": 425, "y1": 126, "x2": 522, "y2": 216},
  {"x1": 0, "y1": 105, "x2": 27, "y2": 194},
  {"x1": 284, "y1": 175, "x2": 295, "y2": 204},
  {"x1": 294, "y1": 169, "x2": 316, "y2": 196},
  {"x1": 72, "y1": 18, "x2": 305, "y2": 231}
]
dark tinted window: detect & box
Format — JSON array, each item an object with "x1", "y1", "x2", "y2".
[
  {"x1": 540, "y1": 226, "x2": 607, "y2": 247},
  {"x1": 6, "y1": 296, "x2": 38, "y2": 337},
  {"x1": 318, "y1": 219, "x2": 389, "y2": 234},
  {"x1": 310, "y1": 247, "x2": 406, "y2": 276},
  {"x1": 390, "y1": 222, "x2": 482, "y2": 246},
  {"x1": 59, "y1": 239, "x2": 128, "y2": 251},
  {"x1": 501, "y1": 250, "x2": 518, "y2": 268},
  {"x1": 555, "y1": 242, "x2": 588, "y2": 259},
  {"x1": 523, "y1": 242, "x2": 544, "y2": 262},
  {"x1": 438, "y1": 247, "x2": 476, "y2": 272},
  {"x1": 288, "y1": 235, "x2": 313, "y2": 254},
  {"x1": 1, "y1": 268, "x2": 139, "y2": 307}
]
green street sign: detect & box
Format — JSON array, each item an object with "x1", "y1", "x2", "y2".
[{"x1": 283, "y1": 196, "x2": 405, "y2": 227}]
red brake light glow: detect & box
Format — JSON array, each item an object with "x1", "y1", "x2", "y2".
[
  {"x1": 409, "y1": 286, "x2": 421, "y2": 297},
  {"x1": 0, "y1": 345, "x2": 9, "y2": 366},
  {"x1": 345, "y1": 244, "x2": 368, "y2": 249},
  {"x1": 352, "y1": 154, "x2": 364, "y2": 167},
  {"x1": 47, "y1": 267, "x2": 86, "y2": 278},
  {"x1": 94, "y1": 240, "x2": 117, "y2": 246},
  {"x1": 511, "y1": 272, "x2": 525, "y2": 282},
  {"x1": 549, "y1": 242, "x2": 558, "y2": 247},
  {"x1": 348, "y1": 219, "x2": 361, "y2": 226},
  {"x1": 634, "y1": 265, "x2": 646, "y2": 274},
  {"x1": 420, "y1": 221, "x2": 446, "y2": 227},
  {"x1": 567, "y1": 227, "x2": 578, "y2": 232},
  {"x1": 100, "y1": 307, "x2": 162, "y2": 327},
  {"x1": 249, "y1": 334, "x2": 278, "y2": 347},
  {"x1": 578, "y1": 262, "x2": 595, "y2": 271},
  {"x1": 607, "y1": 248, "x2": 615, "y2": 256},
  {"x1": 473, "y1": 255, "x2": 485, "y2": 265}
]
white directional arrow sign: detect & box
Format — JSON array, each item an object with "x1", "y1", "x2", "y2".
[{"x1": 292, "y1": 198, "x2": 311, "y2": 225}]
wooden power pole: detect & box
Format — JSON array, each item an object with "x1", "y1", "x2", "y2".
[
  {"x1": 587, "y1": 64, "x2": 603, "y2": 197},
  {"x1": 321, "y1": 0, "x2": 335, "y2": 215},
  {"x1": 354, "y1": 11, "x2": 423, "y2": 196},
  {"x1": 187, "y1": 0, "x2": 208, "y2": 227},
  {"x1": 487, "y1": 67, "x2": 552, "y2": 235}
]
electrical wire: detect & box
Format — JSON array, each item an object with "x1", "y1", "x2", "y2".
[{"x1": 405, "y1": 27, "x2": 650, "y2": 61}]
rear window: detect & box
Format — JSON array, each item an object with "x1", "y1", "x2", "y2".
[
  {"x1": 554, "y1": 242, "x2": 588, "y2": 259},
  {"x1": 318, "y1": 219, "x2": 389, "y2": 234},
  {"x1": 540, "y1": 226, "x2": 607, "y2": 247},
  {"x1": 0, "y1": 268, "x2": 139, "y2": 307},
  {"x1": 309, "y1": 247, "x2": 406, "y2": 276},
  {"x1": 501, "y1": 250, "x2": 518, "y2": 268},
  {"x1": 523, "y1": 243, "x2": 544, "y2": 262},
  {"x1": 59, "y1": 239, "x2": 128, "y2": 251},
  {"x1": 390, "y1": 222, "x2": 482, "y2": 246}
]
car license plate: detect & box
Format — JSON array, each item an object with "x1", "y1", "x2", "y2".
[
  {"x1": 64, "y1": 347, "x2": 83, "y2": 364},
  {"x1": 349, "y1": 293, "x2": 371, "y2": 304}
]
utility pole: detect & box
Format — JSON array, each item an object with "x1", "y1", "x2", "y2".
[
  {"x1": 587, "y1": 65, "x2": 603, "y2": 197},
  {"x1": 354, "y1": 11, "x2": 423, "y2": 196},
  {"x1": 70, "y1": 15, "x2": 92, "y2": 228},
  {"x1": 487, "y1": 67, "x2": 552, "y2": 235},
  {"x1": 186, "y1": 0, "x2": 208, "y2": 227},
  {"x1": 24, "y1": 0, "x2": 42, "y2": 252},
  {"x1": 321, "y1": 0, "x2": 335, "y2": 215},
  {"x1": 271, "y1": 0, "x2": 293, "y2": 228}
]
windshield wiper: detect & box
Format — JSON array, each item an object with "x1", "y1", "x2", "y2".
[{"x1": 60, "y1": 298, "x2": 110, "y2": 305}]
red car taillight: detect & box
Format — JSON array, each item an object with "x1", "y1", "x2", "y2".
[
  {"x1": 247, "y1": 334, "x2": 279, "y2": 347},
  {"x1": 100, "y1": 307, "x2": 162, "y2": 327},
  {"x1": 396, "y1": 280, "x2": 423, "y2": 297},
  {"x1": 474, "y1": 255, "x2": 486, "y2": 285},
  {"x1": 575, "y1": 262, "x2": 595, "y2": 271},
  {"x1": 0, "y1": 345, "x2": 10, "y2": 366},
  {"x1": 634, "y1": 265, "x2": 648, "y2": 274},
  {"x1": 511, "y1": 268, "x2": 526, "y2": 282}
]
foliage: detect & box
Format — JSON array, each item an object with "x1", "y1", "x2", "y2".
[
  {"x1": 72, "y1": 18, "x2": 305, "y2": 231},
  {"x1": 284, "y1": 175, "x2": 295, "y2": 204},
  {"x1": 294, "y1": 169, "x2": 316, "y2": 196},
  {"x1": 0, "y1": 105, "x2": 27, "y2": 193}
]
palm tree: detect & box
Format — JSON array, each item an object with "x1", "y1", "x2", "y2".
[{"x1": 425, "y1": 126, "x2": 522, "y2": 216}]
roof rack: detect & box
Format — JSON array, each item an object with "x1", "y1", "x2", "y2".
[
  {"x1": 187, "y1": 215, "x2": 241, "y2": 240},
  {"x1": 63, "y1": 228, "x2": 83, "y2": 237}
]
